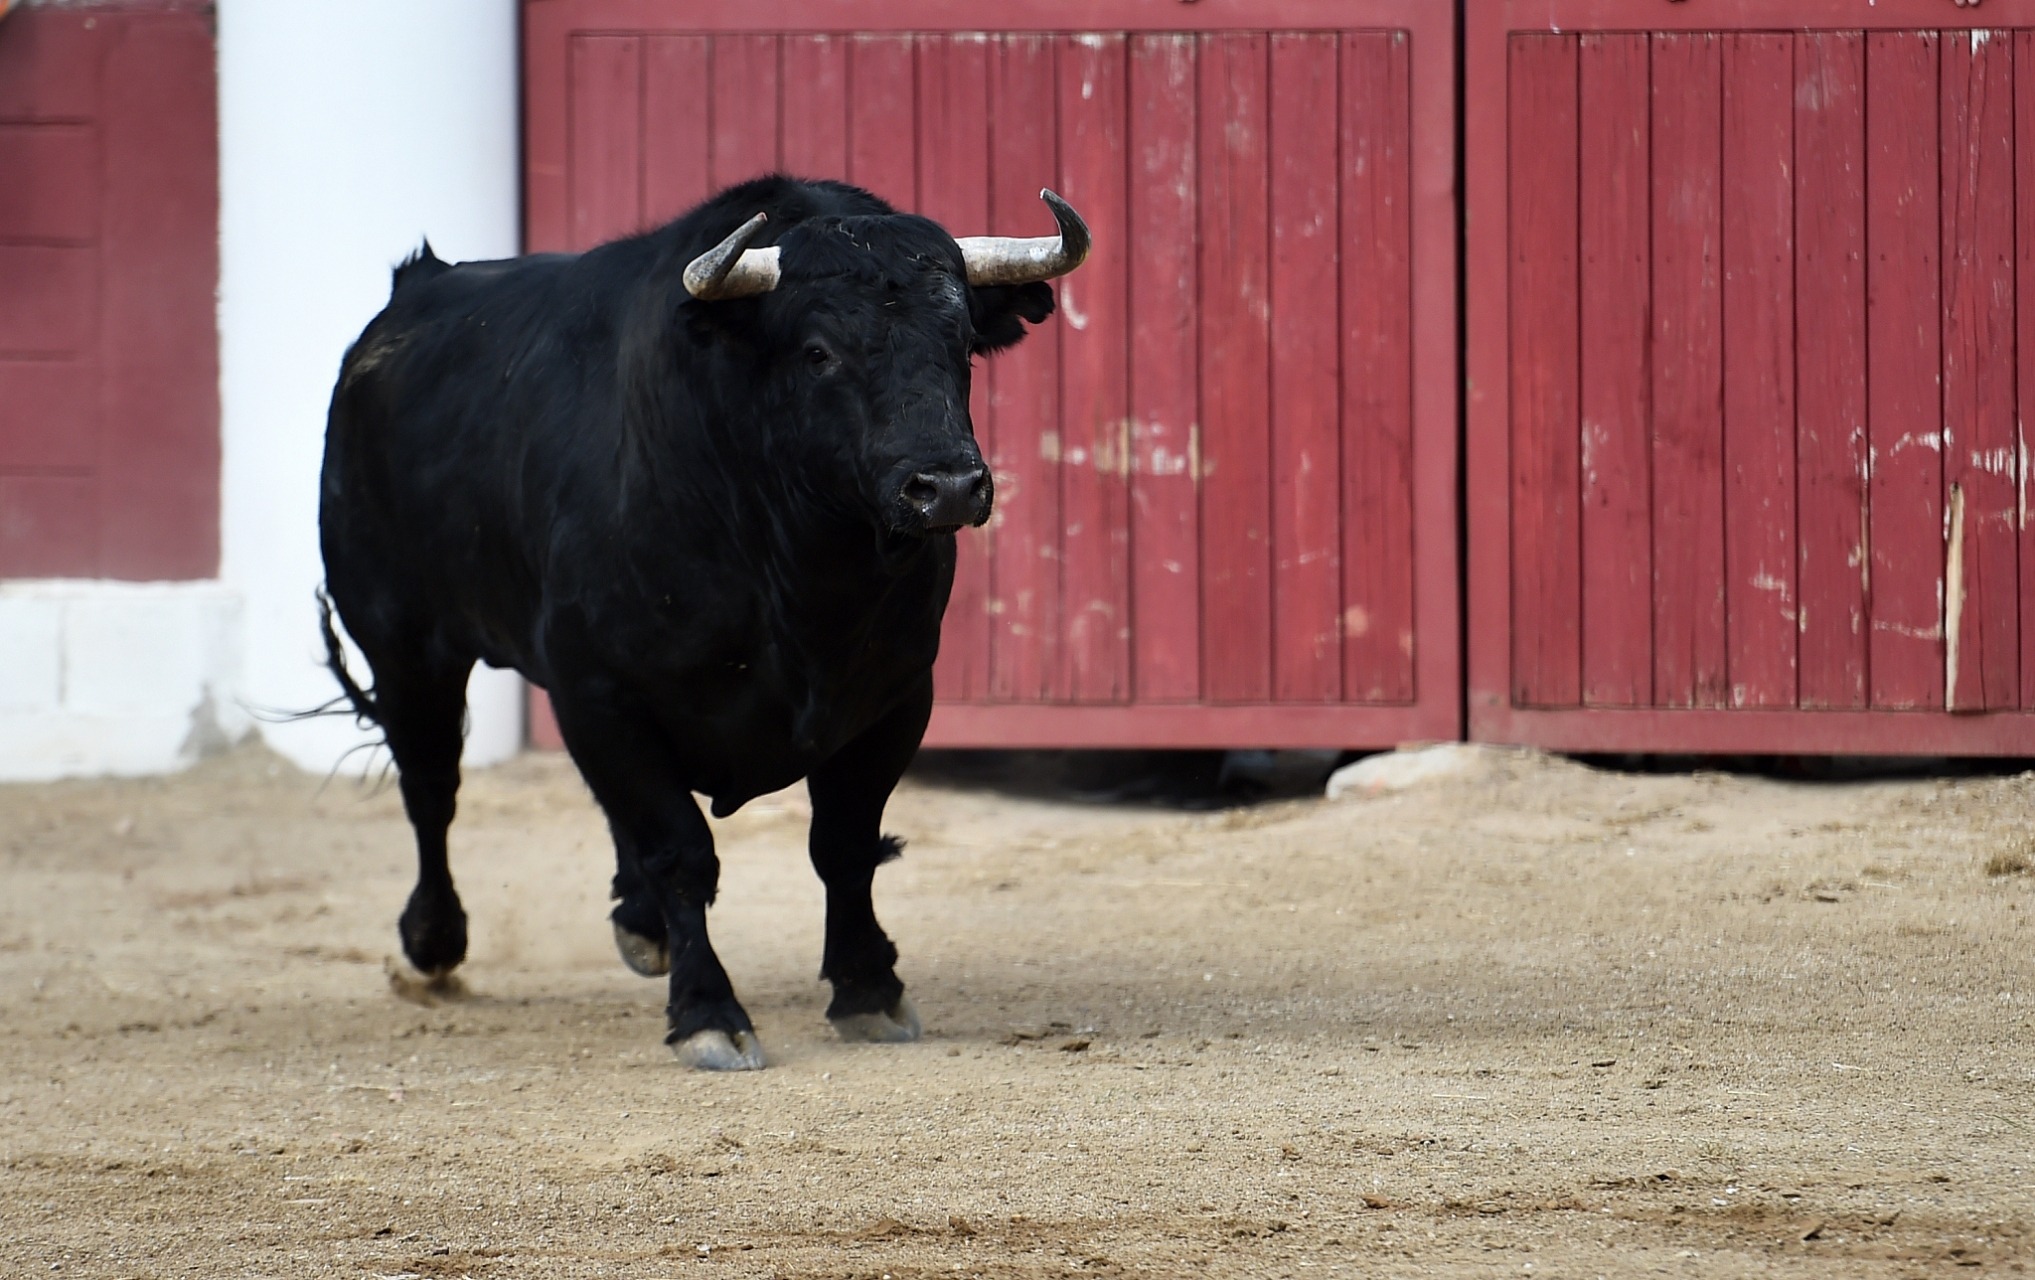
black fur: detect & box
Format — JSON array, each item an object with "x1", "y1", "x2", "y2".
[{"x1": 319, "y1": 175, "x2": 1060, "y2": 1052}]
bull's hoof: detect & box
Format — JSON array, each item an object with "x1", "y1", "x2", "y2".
[
  {"x1": 398, "y1": 888, "x2": 468, "y2": 977},
  {"x1": 611, "y1": 921, "x2": 670, "y2": 977},
  {"x1": 399, "y1": 874, "x2": 468, "y2": 977},
  {"x1": 830, "y1": 992, "x2": 922, "y2": 1044},
  {"x1": 385, "y1": 957, "x2": 468, "y2": 1006},
  {"x1": 671, "y1": 1028, "x2": 768, "y2": 1071}
]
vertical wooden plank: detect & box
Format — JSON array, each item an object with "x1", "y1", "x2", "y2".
[
  {"x1": 987, "y1": 34, "x2": 1061, "y2": 701},
  {"x1": 1577, "y1": 33, "x2": 1652, "y2": 707},
  {"x1": 2021, "y1": 33, "x2": 2035, "y2": 711},
  {"x1": 1865, "y1": 32, "x2": 1943, "y2": 710},
  {"x1": 1794, "y1": 32, "x2": 1870, "y2": 710},
  {"x1": 1340, "y1": 31, "x2": 1415, "y2": 704},
  {"x1": 1401, "y1": 0, "x2": 1459, "y2": 731},
  {"x1": 1650, "y1": 33, "x2": 1727, "y2": 709},
  {"x1": 849, "y1": 35, "x2": 916, "y2": 208},
  {"x1": 98, "y1": 12, "x2": 218, "y2": 580},
  {"x1": 1198, "y1": 32, "x2": 1273, "y2": 704},
  {"x1": 524, "y1": 6, "x2": 571, "y2": 253},
  {"x1": 1466, "y1": 0, "x2": 1524, "y2": 734},
  {"x1": 641, "y1": 36, "x2": 708, "y2": 229},
  {"x1": 781, "y1": 35, "x2": 848, "y2": 180},
  {"x1": 917, "y1": 34, "x2": 991, "y2": 239},
  {"x1": 709, "y1": 34, "x2": 780, "y2": 190},
  {"x1": 1127, "y1": 34, "x2": 1202, "y2": 703},
  {"x1": 1721, "y1": 34, "x2": 1797, "y2": 708},
  {"x1": 569, "y1": 35, "x2": 643, "y2": 249},
  {"x1": 1507, "y1": 34, "x2": 1581, "y2": 709},
  {"x1": 918, "y1": 34, "x2": 993, "y2": 703},
  {"x1": 1267, "y1": 32, "x2": 1343, "y2": 703},
  {"x1": 1940, "y1": 28, "x2": 2017, "y2": 711},
  {"x1": 1056, "y1": 35, "x2": 1132, "y2": 703}
]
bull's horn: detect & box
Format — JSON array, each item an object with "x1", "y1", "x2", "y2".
[
  {"x1": 955, "y1": 189, "x2": 1091, "y2": 287},
  {"x1": 682, "y1": 211, "x2": 782, "y2": 300}
]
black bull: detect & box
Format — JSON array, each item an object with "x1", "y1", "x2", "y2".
[{"x1": 318, "y1": 176, "x2": 1088, "y2": 1069}]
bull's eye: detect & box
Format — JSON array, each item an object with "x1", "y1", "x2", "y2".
[{"x1": 804, "y1": 343, "x2": 834, "y2": 369}]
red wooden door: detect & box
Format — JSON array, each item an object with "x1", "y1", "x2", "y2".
[
  {"x1": 522, "y1": 0, "x2": 1458, "y2": 750},
  {"x1": 1467, "y1": 0, "x2": 2035, "y2": 754},
  {"x1": 0, "y1": 3, "x2": 219, "y2": 580}
]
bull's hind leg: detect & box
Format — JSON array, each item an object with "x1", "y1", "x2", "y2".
[
  {"x1": 366, "y1": 646, "x2": 476, "y2": 977},
  {"x1": 609, "y1": 834, "x2": 670, "y2": 977},
  {"x1": 805, "y1": 679, "x2": 931, "y2": 1044}
]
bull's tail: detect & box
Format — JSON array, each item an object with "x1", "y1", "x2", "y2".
[{"x1": 317, "y1": 587, "x2": 382, "y2": 730}]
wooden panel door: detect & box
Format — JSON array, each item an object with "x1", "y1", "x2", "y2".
[
  {"x1": 523, "y1": 0, "x2": 1459, "y2": 750},
  {"x1": 0, "y1": 4, "x2": 219, "y2": 580},
  {"x1": 1467, "y1": 0, "x2": 2035, "y2": 754}
]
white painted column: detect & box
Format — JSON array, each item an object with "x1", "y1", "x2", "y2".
[{"x1": 216, "y1": 0, "x2": 524, "y2": 773}]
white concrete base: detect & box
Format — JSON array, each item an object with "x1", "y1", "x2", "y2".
[
  {"x1": 0, "y1": 580, "x2": 524, "y2": 781},
  {"x1": 0, "y1": 580, "x2": 248, "y2": 780}
]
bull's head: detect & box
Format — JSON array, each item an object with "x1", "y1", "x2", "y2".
[{"x1": 681, "y1": 190, "x2": 1089, "y2": 537}]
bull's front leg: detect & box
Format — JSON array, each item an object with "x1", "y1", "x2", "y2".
[
  {"x1": 632, "y1": 806, "x2": 765, "y2": 1070},
  {"x1": 805, "y1": 679, "x2": 931, "y2": 1043},
  {"x1": 549, "y1": 691, "x2": 765, "y2": 1071}
]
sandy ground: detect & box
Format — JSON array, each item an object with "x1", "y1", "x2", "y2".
[{"x1": 1, "y1": 741, "x2": 2031, "y2": 1279}]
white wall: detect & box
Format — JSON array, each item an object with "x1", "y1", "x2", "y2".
[{"x1": 216, "y1": 0, "x2": 525, "y2": 775}]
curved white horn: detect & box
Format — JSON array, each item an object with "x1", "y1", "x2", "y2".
[
  {"x1": 955, "y1": 189, "x2": 1092, "y2": 287},
  {"x1": 682, "y1": 211, "x2": 782, "y2": 300}
]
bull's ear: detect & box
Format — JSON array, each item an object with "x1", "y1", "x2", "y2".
[
  {"x1": 682, "y1": 298, "x2": 726, "y2": 347},
  {"x1": 677, "y1": 292, "x2": 765, "y2": 352},
  {"x1": 971, "y1": 281, "x2": 1055, "y2": 354}
]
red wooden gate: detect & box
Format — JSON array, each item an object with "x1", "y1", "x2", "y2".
[
  {"x1": 1467, "y1": 0, "x2": 2035, "y2": 754},
  {"x1": 521, "y1": 0, "x2": 1459, "y2": 750},
  {"x1": 0, "y1": 2, "x2": 219, "y2": 580}
]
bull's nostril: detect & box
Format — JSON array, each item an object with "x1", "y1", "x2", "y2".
[{"x1": 902, "y1": 467, "x2": 988, "y2": 530}]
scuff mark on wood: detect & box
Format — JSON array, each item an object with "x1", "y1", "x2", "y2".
[{"x1": 1944, "y1": 483, "x2": 1965, "y2": 711}]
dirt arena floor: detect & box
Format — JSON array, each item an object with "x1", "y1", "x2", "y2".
[{"x1": 1, "y1": 741, "x2": 2031, "y2": 1279}]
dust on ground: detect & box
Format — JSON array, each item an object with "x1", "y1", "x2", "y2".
[{"x1": 1, "y1": 742, "x2": 2030, "y2": 1278}]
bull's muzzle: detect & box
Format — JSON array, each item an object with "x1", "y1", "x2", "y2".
[{"x1": 900, "y1": 465, "x2": 991, "y2": 533}]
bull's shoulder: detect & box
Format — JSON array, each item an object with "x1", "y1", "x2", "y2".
[
  {"x1": 387, "y1": 250, "x2": 578, "y2": 315},
  {"x1": 337, "y1": 251, "x2": 585, "y2": 388}
]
